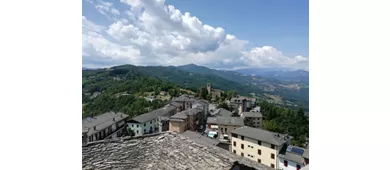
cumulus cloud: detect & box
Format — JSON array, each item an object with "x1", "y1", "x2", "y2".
[{"x1": 82, "y1": 0, "x2": 308, "y2": 70}]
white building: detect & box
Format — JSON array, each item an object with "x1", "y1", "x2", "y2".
[
  {"x1": 127, "y1": 105, "x2": 177, "y2": 136},
  {"x1": 278, "y1": 145, "x2": 309, "y2": 170}
]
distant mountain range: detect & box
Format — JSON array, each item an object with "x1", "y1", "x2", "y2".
[{"x1": 233, "y1": 68, "x2": 309, "y2": 83}]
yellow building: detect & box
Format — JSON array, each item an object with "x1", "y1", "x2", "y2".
[
  {"x1": 169, "y1": 112, "x2": 188, "y2": 133},
  {"x1": 230, "y1": 126, "x2": 291, "y2": 169}
]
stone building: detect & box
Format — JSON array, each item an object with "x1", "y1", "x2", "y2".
[
  {"x1": 207, "y1": 83, "x2": 223, "y2": 101},
  {"x1": 169, "y1": 106, "x2": 204, "y2": 133},
  {"x1": 157, "y1": 116, "x2": 170, "y2": 132},
  {"x1": 241, "y1": 112, "x2": 263, "y2": 128},
  {"x1": 82, "y1": 112, "x2": 128, "y2": 143}
]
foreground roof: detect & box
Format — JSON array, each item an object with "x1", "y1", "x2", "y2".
[
  {"x1": 82, "y1": 132, "x2": 273, "y2": 170},
  {"x1": 230, "y1": 126, "x2": 290, "y2": 146},
  {"x1": 82, "y1": 112, "x2": 128, "y2": 136},
  {"x1": 131, "y1": 105, "x2": 177, "y2": 123}
]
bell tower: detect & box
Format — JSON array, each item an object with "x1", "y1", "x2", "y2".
[{"x1": 206, "y1": 83, "x2": 212, "y2": 94}]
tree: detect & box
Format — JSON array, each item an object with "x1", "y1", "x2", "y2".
[
  {"x1": 262, "y1": 120, "x2": 280, "y2": 133},
  {"x1": 125, "y1": 128, "x2": 135, "y2": 137},
  {"x1": 218, "y1": 103, "x2": 230, "y2": 111},
  {"x1": 199, "y1": 87, "x2": 208, "y2": 100},
  {"x1": 226, "y1": 90, "x2": 238, "y2": 100}
]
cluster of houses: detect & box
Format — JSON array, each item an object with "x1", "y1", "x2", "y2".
[{"x1": 82, "y1": 85, "x2": 309, "y2": 170}]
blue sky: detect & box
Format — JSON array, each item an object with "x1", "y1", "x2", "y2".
[
  {"x1": 165, "y1": 0, "x2": 309, "y2": 57},
  {"x1": 82, "y1": 0, "x2": 308, "y2": 70}
]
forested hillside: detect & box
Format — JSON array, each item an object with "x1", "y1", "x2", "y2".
[{"x1": 82, "y1": 68, "x2": 189, "y2": 118}]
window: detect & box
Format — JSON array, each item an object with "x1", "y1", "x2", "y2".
[
  {"x1": 136, "y1": 130, "x2": 138, "y2": 134},
  {"x1": 241, "y1": 153, "x2": 244, "y2": 157},
  {"x1": 284, "y1": 160, "x2": 288, "y2": 167},
  {"x1": 232, "y1": 133, "x2": 238, "y2": 138},
  {"x1": 225, "y1": 128, "x2": 227, "y2": 133},
  {"x1": 271, "y1": 153, "x2": 275, "y2": 159},
  {"x1": 137, "y1": 124, "x2": 139, "y2": 127},
  {"x1": 144, "y1": 129, "x2": 146, "y2": 133},
  {"x1": 150, "y1": 121, "x2": 152, "y2": 124},
  {"x1": 257, "y1": 159, "x2": 261, "y2": 163},
  {"x1": 248, "y1": 145, "x2": 250, "y2": 147},
  {"x1": 241, "y1": 136, "x2": 244, "y2": 140},
  {"x1": 241, "y1": 144, "x2": 244, "y2": 149},
  {"x1": 132, "y1": 124, "x2": 134, "y2": 127},
  {"x1": 233, "y1": 141, "x2": 236, "y2": 147},
  {"x1": 271, "y1": 164, "x2": 275, "y2": 168},
  {"x1": 144, "y1": 123, "x2": 146, "y2": 126},
  {"x1": 271, "y1": 144, "x2": 275, "y2": 149},
  {"x1": 296, "y1": 165, "x2": 301, "y2": 170},
  {"x1": 258, "y1": 149, "x2": 261, "y2": 155},
  {"x1": 233, "y1": 150, "x2": 236, "y2": 153},
  {"x1": 258, "y1": 141, "x2": 262, "y2": 145}
]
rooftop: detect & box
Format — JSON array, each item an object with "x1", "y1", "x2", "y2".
[
  {"x1": 131, "y1": 105, "x2": 177, "y2": 123},
  {"x1": 230, "y1": 126, "x2": 290, "y2": 146},
  {"x1": 211, "y1": 108, "x2": 233, "y2": 117},
  {"x1": 241, "y1": 112, "x2": 263, "y2": 118},
  {"x1": 82, "y1": 112, "x2": 128, "y2": 136},
  {"x1": 172, "y1": 95, "x2": 197, "y2": 102},
  {"x1": 170, "y1": 112, "x2": 188, "y2": 120},
  {"x1": 207, "y1": 116, "x2": 244, "y2": 126},
  {"x1": 180, "y1": 107, "x2": 203, "y2": 116},
  {"x1": 82, "y1": 132, "x2": 273, "y2": 170},
  {"x1": 182, "y1": 130, "x2": 219, "y2": 146},
  {"x1": 169, "y1": 101, "x2": 182, "y2": 108}
]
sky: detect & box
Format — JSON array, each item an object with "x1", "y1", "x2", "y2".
[{"x1": 82, "y1": 0, "x2": 308, "y2": 70}]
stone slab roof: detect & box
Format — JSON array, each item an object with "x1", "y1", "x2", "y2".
[
  {"x1": 241, "y1": 112, "x2": 263, "y2": 118},
  {"x1": 170, "y1": 112, "x2": 188, "y2": 120},
  {"x1": 207, "y1": 116, "x2": 244, "y2": 126},
  {"x1": 131, "y1": 105, "x2": 177, "y2": 123},
  {"x1": 82, "y1": 132, "x2": 273, "y2": 170},
  {"x1": 82, "y1": 112, "x2": 128, "y2": 136},
  {"x1": 231, "y1": 126, "x2": 289, "y2": 146},
  {"x1": 211, "y1": 108, "x2": 233, "y2": 117},
  {"x1": 170, "y1": 101, "x2": 182, "y2": 108}
]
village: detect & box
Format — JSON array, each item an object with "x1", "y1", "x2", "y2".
[{"x1": 82, "y1": 84, "x2": 309, "y2": 170}]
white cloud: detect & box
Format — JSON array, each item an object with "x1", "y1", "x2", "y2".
[
  {"x1": 85, "y1": 0, "x2": 121, "y2": 21},
  {"x1": 82, "y1": 0, "x2": 308, "y2": 70}
]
